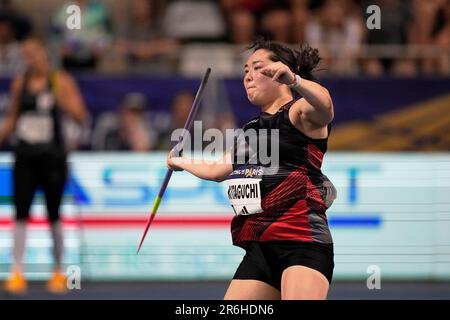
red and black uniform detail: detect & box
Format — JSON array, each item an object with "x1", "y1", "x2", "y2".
[{"x1": 230, "y1": 99, "x2": 333, "y2": 248}]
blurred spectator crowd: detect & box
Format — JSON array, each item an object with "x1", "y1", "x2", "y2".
[
  {"x1": 0, "y1": 0, "x2": 449, "y2": 153},
  {"x1": 0, "y1": 0, "x2": 449, "y2": 77}
]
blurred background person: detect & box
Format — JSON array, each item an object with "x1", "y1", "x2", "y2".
[
  {"x1": 290, "y1": 0, "x2": 312, "y2": 44},
  {"x1": 0, "y1": 0, "x2": 32, "y2": 76},
  {"x1": 260, "y1": 6, "x2": 292, "y2": 44},
  {"x1": 50, "y1": 0, "x2": 112, "y2": 71},
  {"x1": 433, "y1": 0, "x2": 450, "y2": 73},
  {"x1": 409, "y1": 0, "x2": 450, "y2": 74},
  {"x1": 162, "y1": 0, "x2": 227, "y2": 42},
  {"x1": 360, "y1": 0, "x2": 414, "y2": 76},
  {"x1": 220, "y1": 0, "x2": 283, "y2": 22},
  {"x1": 0, "y1": 0, "x2": 32, "y2": 41},
  {"x1": 159, "y1": 89, "x2": 237, "y2": 152},
  {"x1": 0, "y1": 37, "x2": 87, "y2": 294},
  {"x1": 156, "y1": 90, "x2": 199, "y2": 151},
  {"x1": 225, "y1": 8, "x2": 256, "y2": 45},
  {"x1": 0, "y1": 0, "x2": 31, "y2": 76},
  {"x1": 93, "y1": 92, "x2": 156, "y2": 152},
  {"x1": 114, "y1": 0, "x2": 179, "y2": 74},
  {"x1": 0, "y1": 17, "x2": 24, "y2": 76},
  {"x1": 306, "y1": 0, "x2": 364, "y2": 75}
]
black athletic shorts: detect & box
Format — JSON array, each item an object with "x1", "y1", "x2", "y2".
[
  {"x1": 13, "y1": 145, "x2": 68, "y2": 222},
  {"x1": 232, "y1": 241, "x2": 334, "y2": 291}
]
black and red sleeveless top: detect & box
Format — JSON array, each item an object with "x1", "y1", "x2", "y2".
[{"x1": 228, "y1": 99, "x2": 333, "y2": 248}]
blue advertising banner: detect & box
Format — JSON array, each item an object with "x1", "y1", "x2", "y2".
[{"x1": 0, "y1": 152, "x2": 449, "y2": 281}]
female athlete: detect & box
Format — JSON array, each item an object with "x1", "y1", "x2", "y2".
[{"x1": 167, "y1": 38, "x2": 336, "y2": 300}]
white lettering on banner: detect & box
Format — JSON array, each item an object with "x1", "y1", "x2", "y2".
[
  {"x1": 16, "y1": 114, "x2": 54, "y2": 144},
  {"x1": 0, "y1": 153, "x2": 450, "y2": 281}
]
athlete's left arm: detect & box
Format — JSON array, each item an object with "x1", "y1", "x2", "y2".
[{"x1": 54, "y1": 71, "x2": 88, "y2": 124}]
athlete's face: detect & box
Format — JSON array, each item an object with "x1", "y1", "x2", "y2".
[
  {"x1": 243, "y1": 49, "x2": 280, "y2": 106},
  {"x1": 21, "y1": 40, "x2": 48, "y2": 72}
]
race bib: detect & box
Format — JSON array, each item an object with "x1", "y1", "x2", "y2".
[
  {"x1": 16, "y1": 113, "x2": 54, "y2": 144},
  {"x1": 226, "y1": 166, "x2": 264, "y2": 216}
]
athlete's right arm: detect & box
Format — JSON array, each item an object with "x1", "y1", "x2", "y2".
[
  {"x1": 54, "y1": 71, "x2": 87, "y2": 124},
  {"x1": 167, "y1": 150, "x2": 233, "y2": 182},
  {"x1": 0, "y1": 76, "x2": 22, "y2": 146}
]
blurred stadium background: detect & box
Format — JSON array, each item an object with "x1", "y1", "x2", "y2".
[{"x1": 0, "y1": 0, "x2": 450, "y2": 299}]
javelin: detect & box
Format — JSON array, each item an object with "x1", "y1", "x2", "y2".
[{"x1": 137, "y1": 67, "x2": 211, "y2": 254}]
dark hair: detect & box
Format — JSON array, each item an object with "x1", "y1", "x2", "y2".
[{"x1": 248, "y1": 37, "x2": 322, "y2": 82}]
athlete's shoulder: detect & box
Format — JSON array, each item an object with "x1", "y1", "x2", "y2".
[
  {"x1": 54, "y1": 70, "x2": 75, "y2": 83},
  {"x1": 242, "y1": 115, "x2": 260, "y2": 130},
  {"x1": 11, "y1": 73, "x2": 26, "y2": 91}
]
